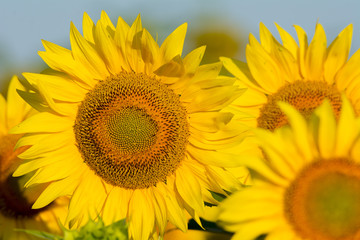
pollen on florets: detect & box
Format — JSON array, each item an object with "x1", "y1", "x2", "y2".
[
  {"x1": 257, "y1": 81, "x2": 342, "y2": 131},
  {"x1": 74, "y1": 72, "x2": 189, "y2": 189}
]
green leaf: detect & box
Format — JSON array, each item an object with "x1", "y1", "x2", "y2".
[
  {"x1": 209, "y1": 190, "x2": 227, "y2": 202},
  {"x1": 15, "y1": 229, "x2": 62, "y2": 240},
  {"x1": 17, "y1": 217, "x2": 128, "y2": 240}
]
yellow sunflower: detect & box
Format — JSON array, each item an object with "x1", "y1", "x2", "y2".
[
  {"x1": 217, "y1": 96, "x2": 360, "y2": 240},
  {"x1": 10, "y1": 11, "x2": 248, "y2": 240},
  {"x1": 0, "y1": 76, "x2": 67, "y2": 240},
  {"x1": 222, "y1": 23, "x2": 360, "y2": 132}
]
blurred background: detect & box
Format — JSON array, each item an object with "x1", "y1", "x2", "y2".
[{"x1": 1, "y1": 0, "x2": 359, "y2": 93}]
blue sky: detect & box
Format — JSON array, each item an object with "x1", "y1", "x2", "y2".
[{"x1": 1, "y1": 0, "x2": 359, "y2": 85}]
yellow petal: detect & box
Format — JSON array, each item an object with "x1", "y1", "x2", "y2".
[
  {"x1": 67, "y1": 169, "x2": 107, "y2": 225},
  {"x1": 157, "y1": 183, "x2": 187, "y2": 232},
  {"x1": 70, "y1": 22, "x2": 109, "y2": 79},
  {"x1": 15, "y1": 145, "x2": 78, "y2": 176},
  {"x1": 220, "y1": 57, "x2": 266, "y2": 93},
  {"x1": 151, "y1": 188, "x2": 168, "y2": 235},
  {"x1": 125, "y1": 14, "x2": 145, "y2": 72},
  {"x1": 324, "y1": 24, "x2": 353, "y2": 83},
  {"x1": 102, "y1": 187, "x2": 131, "y2": 225},
  {"x1": 23, "y1": 72, "x2": 86, "y2": 102},
  {"x1": 160, "y1": 23, "x2": 187, "y2": 63},
  {"x1": 187, "y1": 145, "x2": 241, "y2": 168},
  {"x1": 33, "y1": 173, "x2": 81, "y2": 208},
  {"x1": 187, "y1": 86, "x2": 244, "y2": 113},
  {"x1": 266, "y1": 227, "x2": 297, "y2": 240},
  {"x1": 175, "y1": 165, "x2": 204, "y2": 216},
  {"x1": 189, "y1": 112, "x2": 233, "y2": 132},
  {"x1": 114, "y1": 16, "x2": 130, "y2": 69},
  {"x1": 17, "y1": 130, "x2": 74, "y2": 158},
  {"x1": 256, "y1": 129, "x2": 298, "y2": 180},
  {"x1": 100, "y1": 10, "x2": 115, "y2": 31},
  {"x1": 36, "y1": 81, "x2": 71, "y2": 116},
  {"x1": 246, "y1": 34, "x2": 284, "y2": 93},
  {"x1": 230, "y1": 217, "x2": 284, "y2": 240},
  {"x1": 183, "y1": 46, "x2": 206, "y2": 75},
  {"x1": 10, "y1": 112, "x2": 73, "y2": 134},
  {"x1": 278, "y1": 102, "x2": 313, "y2": 161},
  {"x1": 336, "y1": 95, "x2": 358, "y2": 156},
  {"x1": 82, "y1": 12, "x2": 95, "y2": 43},
  {"x1": 305, "y1": 24, "x2": 327, "y2": 80},
  {"x1": 335, "y1": 47, "x2": 360, "y2": 91},
  {"x1": 206, "y1": 165, "x2": 242, "y2": 193},
  {"x1": 219, "y1": 190, "x2": 282, "y2": 223},
  {"x1": 268, "y1": 36, "x2": 300, "y2": 83},
  {"x1": 140, "y1": 29, "x2": 160, "y2": 69},
  {"x1": 294, "y1": 25, "x2": 308, "y2": 79},
  {"x1": 25, "y1": 157, "x2": 82, "y2": 185},
  {"x1": 154, "y1": 55, "x2": 185, "y2": 77},
  {"x1": 231, "y1": 85, "x2": 267, "y2": 107},
  {"x1": 128, "y1": 189, "x2": 155, "y2": 240},
  {"x1": 6, "y1": 76, "x2": 29, "y2": 129},
  {"x1": 192, "y1": 62, "x2": 223, "y2": 82},
  {"x1": 275, "y1": 23, "x2": 298, "y2": 59},
  {"x1": 259, "y1": 22, "x2": 273, "y2": 53},
  {"x1": 94, "y1": 18, "x2": 123, "y2": 74},
  {"x1": 39, "y1": 40, "x2": 94, "y2": 87},
  {"x1": 313, "y1": 100, "x2": 336, "y2": 158}
]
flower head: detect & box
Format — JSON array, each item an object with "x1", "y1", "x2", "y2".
[
  {"x1": 0, "y1": 76, "x2": 66, "y2": 239},
  {"x1": 11, "y1": 11, "x2": 248, "y2": 240},
  {"x1": 217, "y1": 96, "x2": 360, "y2": 240},
  {"x1": 223, "y1": 23, "x2": 360, "y2": 132}
]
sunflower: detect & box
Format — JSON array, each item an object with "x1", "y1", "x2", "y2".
[
  {"x1": 217, "y1": 96, "x2": 360, "y2": 240},
  {"x1": 222, "y1": 23, "x2": 360, "y2": 132},
  {"x1": 10, "y1": 11, "x2": 248, "y2": 240},
  {"x1": 0, "y1": 76, "x2": 67, "y2": 239}
]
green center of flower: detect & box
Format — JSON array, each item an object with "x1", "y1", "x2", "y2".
[
  {"x1": 105, "y1": 107, "x2": 158, "y2": 155},
  {"x1": 74, "y1": 72, "x2": 189, "y2": 189},
  {"x1": 257, "y1": 80, "x2": 342, "y2": 131},
  {"x1": 285, "y1": 159, "x2": 360, "y2": 240}
]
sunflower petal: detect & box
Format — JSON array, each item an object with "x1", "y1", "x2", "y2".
[
  {"x1": 23, "y1": 72, "x2": 86, "y2": 102},
  {"x1": 176, "y1": 165, "x2": 204, "y2": 216},
  {"x1": 33, "y1": 174, "x2": 80, "y2": 208},
  {"x1": 294, "y1": 25, "x2": 308, "y2": 78},
  {"x1": 128, "y1": 189, "x2": 155, "y2": 240},
  {"x1": 275, "y1": 23, "x2": 298, "y2": 59},
  {"x1": 246, "y1": 34, "x2": 284, "y2": 93},
  {"x1": 313, "y1": 100, "x2": 336, "y2": 158},
  {"x1": 305, "y1": 24, "x2": 327, "y2": 80},
  {"x1": 10, "y1": 112, "x2": 73, "y2": 134},
  {"x1": 6, "y1": 76, "x2": 29, "y2": 129},
  {"x1": 82, "y1": 12, "x2": 95, "y2": 43},
  {"x1": 324, "y1": 24, "x2": 353, "y2": 83},
  {"x1": 125, "y1": 14, "x2": 144, "y2": 72},
  {"x1": 183, "y1": 46, "x2": 206, "y2": 75},
  {"x1": 336, "y1": 95, "x2": 358, "y2": 156},
  {"x1": 160, "y1": 23, "x2": 187, "y2": 63},
  {"x1": 39, "y1": 40, "x2": 94, "y2": 87},
  {"x1": 70, "y1": 22, "x2": 109, "y2": 79}
]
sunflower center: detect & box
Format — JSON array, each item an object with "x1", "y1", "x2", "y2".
[
  {"x1": 0, "y1": 134, "x2": 42, "y2": 219},
  {"x1": 257, "y1": 80, "x2": 342, "y2": 131},
  {"x1": 285, "y1": 159, "x2": 360, "y2": 240},
  {"x1": 105, "y1": 107, "x2": 158, "y2": 154},
  {"x1": 74, "y1": 72, "x2": 189, "y2": 189}
]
